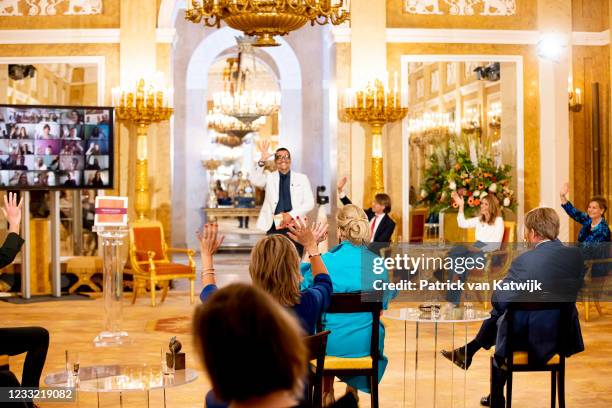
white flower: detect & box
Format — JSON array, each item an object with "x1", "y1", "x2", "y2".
[
  {"x1": 473, "y1": 190, "x2": 480, "y2": 197},
  {"x1": 488, "y1": 183, "x2": 498, "y2": 193},
  {"x1": 503, "y1": 197, "x2": 511, "y2": 207},
  {"x1": 449, "y1": 181, "x2": 457, "y2": 190},
  {"x1": 480, "y1": 192, "x2": 488, "y2": 198},
  {"x1": 420, "y1": 189, "x2": 427, "y2": 198}
]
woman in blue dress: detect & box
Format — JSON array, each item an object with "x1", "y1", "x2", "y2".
[
  {"x1": 301, "y1": 204, "x2": 396, "y2": 403},
  {"x1": 560, "y1": 182, "x2": 611, "y2": 279}
]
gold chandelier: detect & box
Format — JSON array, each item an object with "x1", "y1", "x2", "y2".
[
  {"x1": 208, "y1": 110, "x2": 265, "y2": 138},
  {"x1": 185, "y1": 0, "x2": 350, "y2": 47},
  {"x1": 214, "y1": 134, "x2": 244, "y2": 148}
]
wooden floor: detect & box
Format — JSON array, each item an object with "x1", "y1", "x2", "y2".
[{"x1": 2, "y1": 253, "x2": 612, "y2": 407}]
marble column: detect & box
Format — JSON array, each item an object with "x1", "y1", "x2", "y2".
[
  {"x1": 119, "y1": 0, "x2": 158, "y2": 221},
  {"x1": 350, "y1": 0, "x2": 386, "y2": 207},
  {"x1": 537, "y1": 0, "x2": 572, "y2": 241}
]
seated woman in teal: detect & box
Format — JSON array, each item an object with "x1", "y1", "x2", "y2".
[{"x1": 300, "y1": 204, "x2": 395, "y2": 403}]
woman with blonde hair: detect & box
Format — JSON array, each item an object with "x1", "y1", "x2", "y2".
[{"x1": 301, "y1": 204, "x2": 395, "y2": 403}]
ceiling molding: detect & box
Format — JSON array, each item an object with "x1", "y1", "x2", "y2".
[
  {"x1": 0, "y1": 29, "x2": 120, "y2": 44},
  {"x1": 332, "y1": 28, "x2": 611, "y2": 46},
  {"x1": 572, "y1": 30, "x2": 610, "y2": 46},
  {"x1": 0, "y1": 28, "x2": 177, "y2": 44}
]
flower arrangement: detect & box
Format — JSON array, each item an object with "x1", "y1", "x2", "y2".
[{"x1": 418, "y1": 138, "x2": 516, "y2": 216}]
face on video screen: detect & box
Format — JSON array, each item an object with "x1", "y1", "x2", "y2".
[{"x1": 0, "y1": 105, "x2": 114, "y2": 190}]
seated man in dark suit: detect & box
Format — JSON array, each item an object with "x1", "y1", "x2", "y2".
[
  {"x1": 441, "y1": 207, "x2": 584, "y2": 407},
  {"x1": 337, "y1": 176, "x2": 395, "y2": 253}
]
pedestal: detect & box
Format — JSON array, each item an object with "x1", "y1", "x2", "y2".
[{"x1": 93, "y1": 226, "x2": 129, "y2": 346}]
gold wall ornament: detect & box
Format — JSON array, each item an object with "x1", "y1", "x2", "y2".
[
  {"x1": 185, "y1": 0, "x2": 350, "y2": 47},
  {"x1": 343, "y1": 78, "x2": 408, "y2": 198},
  {"x1": 112, "y1": 77, "x2": 173, "y2": 220}
]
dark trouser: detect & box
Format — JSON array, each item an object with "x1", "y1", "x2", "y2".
[
  {"x1": 0, "y1": 327, "x2": 49, "y2": 388},
  {"x1": 474, "y1": 307, "x2": 502, "y2": 350},
  {"x1": 238, "y1": 216, "x2": 249, "y2": 228},
  {"x1": 267, "y1": 222, "x2": 304, "y2": 257},
  {"x1": 490, "y1": 357, "x2": 508, "y2": 407}
]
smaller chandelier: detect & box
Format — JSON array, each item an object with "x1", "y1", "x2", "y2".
[
  {"x1": 207, "y1": 110, "x2": 266, "y2": 138},
  {"x1": 214, "y1": 134, "x2": 244, "y2": 148},
  {"x1": 185, "y1": 0, "x2": 350, "y2": 47},
  {"x1": 213, "y1": 90, "x2": 280, "y2": 124}
]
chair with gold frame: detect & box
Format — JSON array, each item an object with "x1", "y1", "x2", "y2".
[
  {"x1": 129, "y1": 220, "x2": 196, "y2": 306},
  {"x1": 465, "y1": 221, "x2": 517, "y2": 306}
]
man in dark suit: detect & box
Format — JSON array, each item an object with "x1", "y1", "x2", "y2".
[
  {"x1": 0, "y1": 193, "x2": 50, "y2": 408},
  {"x1": 337, "y1": 176, "x2": 395, "y2": 252},
  {"x1": 441, "y1": 207, "x2": 584, "y2": 407}
]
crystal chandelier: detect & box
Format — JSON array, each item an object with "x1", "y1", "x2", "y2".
[
  {"x1": 185, "y1": 0, "x2": 351, "y2": 47},
  {"x1": 214, "y1": 134, "x2": 244, "y2": 148},
  {"x1": 213, "y1": 90, "x2": 280, "y2": 124},
  {"x1": 208, "y1": 110, "x2": 266, "y2": 139}
]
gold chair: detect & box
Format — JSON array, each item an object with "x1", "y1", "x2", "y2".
[
  {"x1": 466, "y1": 221, "x2": 516, "y2": 306},
  {"x1": 582, "y1": 258, "x2": 610, "y2": 321},
  {"x1": 129, "y1": 220, "x2": 196, "y2": 306},
  {"x1": 67, "y1": 256, "x2": 102, "y2": 294}
]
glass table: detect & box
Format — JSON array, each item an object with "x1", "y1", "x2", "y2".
[
  {"x1": 44, "y1": 364, "x2": 198, "y2": 407},
  {"x1": 385, "y1": 305, "x2": 490, "y2": 408}
]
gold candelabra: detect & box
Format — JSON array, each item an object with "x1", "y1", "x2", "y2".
[
  {"x1": 343, "y1": 79, "x2": 408, "y2": 197},
  {"x1": 185, "y1": 0, "x2": 350, "y2": 47},
  {"x1": 112, "y1": 77, "x2": 173, "y2": 220}
]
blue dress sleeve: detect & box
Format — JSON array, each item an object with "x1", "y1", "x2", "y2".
[
  {"x1": 300, "y1": 261, "x2": 315, "y2": 290},
  {"x1": 199, "y1": 284, "x2": 218, "y2": 303},
  {"x1": 562, "y1": 201, "x2": 590, "y2": 224}
]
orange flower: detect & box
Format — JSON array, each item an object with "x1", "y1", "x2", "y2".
[
  {"x1": 467, "y1": 197, "x2": 475, "y2": 206},
  {"x1": 452, "y1": 201, "x2": 459, "y2": 208},
  {"x1": 474, "y1": 199, "x2": 481, "y2": 206},
  {"x1": 454, "y1": 164, "x2": 461, "y2": 171},
  {"x1": 478, "y1": 183, "x2": 484, "y2": 189}
]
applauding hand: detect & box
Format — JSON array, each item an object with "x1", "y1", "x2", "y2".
[
  {"x1": 287, "y1": 217, "x2": 319, "y2": 255},
  {"x1": 311, "y1": 221, "x2": 329, "y2": 244},
  {"x1": 1, "y1": 192, "x2": 23, "y2": 235}
]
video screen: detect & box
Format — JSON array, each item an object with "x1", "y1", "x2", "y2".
[{"x1": 0, "y1": 105, "x2": 113, "y2": 190}]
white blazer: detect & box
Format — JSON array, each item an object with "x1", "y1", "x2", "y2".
[{"x1": 250, "y1": 165, "x2": 315, "y2": 231}]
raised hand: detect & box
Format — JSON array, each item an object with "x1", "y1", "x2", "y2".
[
  {"x1": 258, "y1": 140, "x2": 274, "y2": 161},
  {"x1": 337, "y1": 176, "x2": 348, "y2": 193},
  {"x1": 451, "y1": 191, "x2": 464, "y2": 208},
  {"x1": 1, "y1": 192, "x2": 23, "y2": 234},
  {"x1": 287, "y1": 217, "x2": 318, "y2": 255},
  {"x1": 196, "y1": 223, "x2": 225, "y2": 258},
  {"x1": 560, "y1": 182, "x2": 569, "y2": 204}
]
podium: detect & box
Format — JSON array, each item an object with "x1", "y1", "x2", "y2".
[{"x1": 92, "y1": 225, "x2": 130, "y2": 346}]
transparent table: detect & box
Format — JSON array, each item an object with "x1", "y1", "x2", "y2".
[
  {"x1": 44, "y1": 364, "x2": 198, "y2": 407},
  {"x1": 385, "y1": 305, "x2": 490, "y2": 408}
]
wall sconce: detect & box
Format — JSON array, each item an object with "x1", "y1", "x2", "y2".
[
  {"x1": 568, "y1": 87, "x2": 582, "y2": 112},
  {"x1": 488, "y1": 102, "x2": 501, "y2": 129}
]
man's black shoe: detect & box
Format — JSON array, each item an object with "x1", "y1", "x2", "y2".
[
  {"x1": 441, "y1": 348, "x2": 472, "y2": 370},
  {"x1": 480, "y1": 395, "x2": 490, "y2": 406}
]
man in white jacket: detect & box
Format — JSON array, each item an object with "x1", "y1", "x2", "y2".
[{"x1": 251, "y1": 141, "x2": 314, "y2": 255}]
